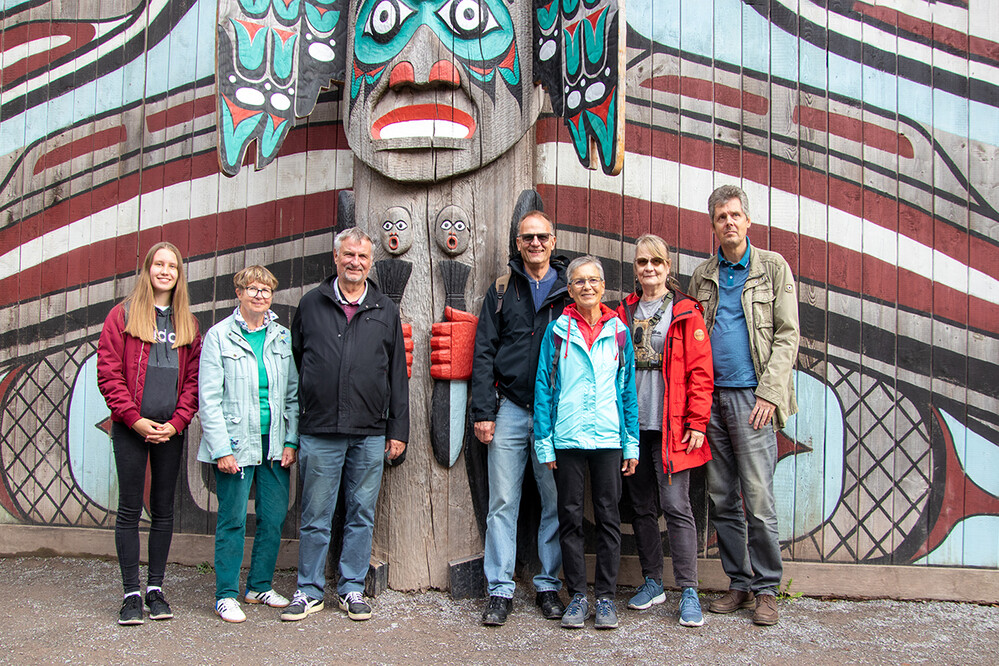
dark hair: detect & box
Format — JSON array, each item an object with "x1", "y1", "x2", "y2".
[{"x1": 707, "y1": 184, "x2": 750, "y2": 221}]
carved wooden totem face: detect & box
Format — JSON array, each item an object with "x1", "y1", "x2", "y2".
[
  {"x1": 379, "y1": 205, "x2": 414, "y2": 254},
  {"x1": 347, "y1": 0, "x2": 539, "y2": 182},
  {"x1": 434, "y1": 205, "x2": 470, "y2": 255}
]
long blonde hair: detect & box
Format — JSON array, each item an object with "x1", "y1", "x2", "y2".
[{"x1": 123, "y1": 242, "x2": 197, "y2": 347}]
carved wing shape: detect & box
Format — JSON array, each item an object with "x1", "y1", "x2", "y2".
[
  {"x1": 534, "y1": 0, "x2": 625, "y2": 176},
  {"x1": 216, "y1": 0, "x2": 348, "y2": 176}
]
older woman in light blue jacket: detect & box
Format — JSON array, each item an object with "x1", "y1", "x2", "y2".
[
  {"x1": 198, "y1": 265, "x2": 298, "y2": 623},
  {"x1": 535, "y1": 256, "x2": 640, "y2": 631}
]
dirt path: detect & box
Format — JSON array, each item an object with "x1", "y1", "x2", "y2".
[{"x1": 1, "y1": 556, "x2": 996, "y2": 665}]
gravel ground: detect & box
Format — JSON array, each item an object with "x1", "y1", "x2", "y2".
[{"x1": 1, "y1": 556, "x2": 997, "y2": 665}]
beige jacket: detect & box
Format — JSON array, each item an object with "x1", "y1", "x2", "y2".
[{"x1": 689, "y1": 245, "x2": 800, "y2": 429}]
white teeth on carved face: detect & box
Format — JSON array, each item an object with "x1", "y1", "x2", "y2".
[{"x1": 378, "y1": 119, "x2": 471, "y2": 139}]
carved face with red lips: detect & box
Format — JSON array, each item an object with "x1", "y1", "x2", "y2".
[
  {"x1": 434, "y1": 205, "x2": 470, "y2": 255},
  {"x1": 379, "y1": 205, "x2": 414, "y2": 255},
  {"x1": 347, "y1": 0, "x2": 539, "y2": 182}
]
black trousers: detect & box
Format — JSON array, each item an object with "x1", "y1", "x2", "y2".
[
  {"x1": 553, "y1": 448, "x2": 622, "y2": 598},
  {"x1": 111, "y1": 422, "x2": 184, "y2": 594}
]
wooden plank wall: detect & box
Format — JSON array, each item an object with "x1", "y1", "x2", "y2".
[{"x1": 0, "y1": 0, "x2": 998, "y2": 588}]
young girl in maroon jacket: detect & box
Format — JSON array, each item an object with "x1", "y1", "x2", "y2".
[{"x1": 97, "y1": 242, "x2": 201, "y2": 626}]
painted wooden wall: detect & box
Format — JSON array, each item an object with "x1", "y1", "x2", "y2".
[{"x1": 1, "y1": 0, "x2": 997, "y2": 589}]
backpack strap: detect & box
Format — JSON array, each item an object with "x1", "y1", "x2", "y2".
[{"x1": 494, "y1": 273, "x2": 511, "y2": 315}]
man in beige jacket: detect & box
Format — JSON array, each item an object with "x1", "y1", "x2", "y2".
[{"x1": 689, "y1": 185, "x2": 799, "y2": 626}]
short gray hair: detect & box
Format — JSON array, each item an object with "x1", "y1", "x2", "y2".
[
  {"x1": 566, "y1": 255, "x2": 604, "y2": 282},
  {"x1": 334, "y1": 227, "x2": 373, "y2": 252},
  {"x1": 707, "y1": 184, "x2": 750, "y2": 221}
]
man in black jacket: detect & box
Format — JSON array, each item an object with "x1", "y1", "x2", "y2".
[
  {"x1": 471, "y1": 210, "x2": 571, "y2": 625},
  {"x1": 281, "y1": 227, "x2": 408, "y2": 623}
]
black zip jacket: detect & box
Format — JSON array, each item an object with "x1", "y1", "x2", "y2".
[
  {"x1": 292, "y1": 276, "x2": 409, "y2": 442},
  {"x1": 470, "y1": 256, "x2": 571, "y2": 422}
]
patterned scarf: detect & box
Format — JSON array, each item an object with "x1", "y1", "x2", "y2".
[{"x1": 233, "y1": 306, "x2": 277, "y2": 333}]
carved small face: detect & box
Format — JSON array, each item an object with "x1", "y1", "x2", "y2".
[
  {"x1": 434, "y1": 205, "x2": 470, "y2": 256},
  {"x1": 379, "y1": 206, "x2": 414, "y2": 255}
]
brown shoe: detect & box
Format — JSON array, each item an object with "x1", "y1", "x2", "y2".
[
  {"x1": 752, "y1": 594, "x2": 779, "y2": 625},
  {"x1": 708, "y1": 589, "x2": 755, "y2": 614}
]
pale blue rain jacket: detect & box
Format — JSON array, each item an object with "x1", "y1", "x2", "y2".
[
  {"x1": 533, "y1": 312, "x2": 640, "y2": 464},
  {"x1": 197, "y1": 314, "x2": 299, "y2": 467}
]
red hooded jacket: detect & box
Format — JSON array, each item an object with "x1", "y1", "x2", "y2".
[
  {"x1": 96, "y1": 302, "x2": 201, "y2": 435},
  {"x1": 616, "y1": 291, "x2": 713, "y2": 474}
]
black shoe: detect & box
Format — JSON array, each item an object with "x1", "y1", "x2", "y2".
[
  {"x1": 536, "y1": 590, "x2": 565, "y2": 620},
  {"x1": 481, "y1": 595, "x2": 512, "y2": 626},
  {"x1": 145, "y1": 589, "x2": 173, "y2": 620},
  {"x1": 118, "y1": 594, "x2": 144, "y2": 625}
]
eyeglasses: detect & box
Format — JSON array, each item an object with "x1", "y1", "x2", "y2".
[
  {"x1": 244, "y1": 286, "x2": 273, "y2": 298},
  {"x1": 570, "y1": 277, "x2": 603, "y2": 288},
  {"x1": 635, "y1": 257, "x2": 666, "y2": 267},
  {"x1": 519, "y1": 233, "x2": 551, "y2": 244}
]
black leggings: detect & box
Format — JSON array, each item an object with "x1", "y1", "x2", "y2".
[{"x1": 112, "y1": 422, "x2": 184, "y2": 594}]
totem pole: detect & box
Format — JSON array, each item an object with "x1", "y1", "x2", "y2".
[{"x1": 215, "y1": 0, "x2": 624, "y2": 589}]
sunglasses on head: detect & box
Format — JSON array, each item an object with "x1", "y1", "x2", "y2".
[
  {"x1": 635, "y1": 257, "x2": 666, "y2": 267},
  {"x1": 519, "y1": 233, "x2": 551, "y2": 244}
]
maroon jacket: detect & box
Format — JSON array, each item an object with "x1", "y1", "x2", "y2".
[
  {"x1": 96, "y1": 302, "x2": 201, "y2": 434},
  {"x1": 616, "y1": 291, "x2": 714, "y2": 475}
]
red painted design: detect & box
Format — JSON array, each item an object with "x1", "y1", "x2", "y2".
[
  {"x1": 564, "y1": 21, "x2": 579, "y2": 39},
  {"x1": 430, "y1": 307, "x2": 479, "y2": 380},
  {"x1": 221, "y1": 94, "x2": 263, "y2": 128},
  {"x1": 777, "y1": 431, "x2": 813, "y2": 462},
  {"x1": 272, "y1": 27, "x2": 297, "y2": 45},
  {"x1": 585, "y1": 7, "x2": 607, "y2": 31},
  {"x1": 32, "y1": 126, "x2": 127, "y2": 175},
  {"x1": 269, "y1": 114, "x2": 285, "y2": 131},
  {"x1": 498, "y1": 42, "x2": 517, "y2": 73},
  {"x1": 0, "y1": 21, "x2": 96, "y2": 83},
  {"x1": 96, "y1": 417, "x2": 113, "y2": 436},
  {"x1": 145, "y1": 95, "x2": 217, "y2": 133},
  {"x1": 430, "y1": 60, "x2": 461, "y2": 86},
  {"x1": 852, "y1": 1, "x2": 997, "y2": 64},
  {"x1": 793, "y1": 106, "x2": 914, "y2": 158},
  {"x1": 233, "y1": 19, "x2": 266, "y2": 41},
  {"x1": 912, "y1": 408, "x2": 999, "y2": 559},
  {"x1": 640, "y1": 75, "x2": 770, "y2": 116},
  {"x1": 371, "y1": 104, "x2": 476, "y2": 139},
  {"x1": 389, "y1": 61, "x2": 416, "y2": 87}
]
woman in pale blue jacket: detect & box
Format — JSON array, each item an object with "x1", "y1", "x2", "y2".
[
  {"x1": 535, "y1": 256, "x2": 640, "y2": 631},
  {"x1": 198, "y1": 265, "x2": 298, "y2": 623}
]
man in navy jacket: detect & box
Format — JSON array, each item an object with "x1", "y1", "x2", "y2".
[
  {"x1": 282, "y1": 227, "x2": 409, "y2": 623},
  {"x1": 471, "y1": 211, "x2": 572, "y2": 625}
]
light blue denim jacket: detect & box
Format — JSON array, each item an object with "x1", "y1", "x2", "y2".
[{"x1": 197, "y1": 314, "x2": 299, "y2": 467}]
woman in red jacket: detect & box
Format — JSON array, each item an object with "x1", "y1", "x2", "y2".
[
  {"x1": 97, "y1": 242, "x2": 201, "y2": 626},
  {"x1": 616, "y1": 234, "x2": 713, "y2": 628}
]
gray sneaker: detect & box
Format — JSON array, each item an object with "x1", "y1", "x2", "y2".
[
  {"x1": 280, "y1": 591, "x2": 324, "y2": 621},
  {"x1": 561, "y1": 593, "x2": 589, "y2": 629},
  {"x1": 594, "y1": 596, "x2": 619, "y2": 629},
  {"x1": 339, "y1": 591, "x2": 372, "y2": 621},
  {"x1": 627, "y1": 577, "x2": 666, "y2": 610}
]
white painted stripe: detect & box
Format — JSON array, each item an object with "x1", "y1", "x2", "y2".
[
  {"x1": 536, "y1": 142, "x2": 999, "y2": 305},
  {"x1": 0, "y1": 149, "x2": 354, "y2": 277},
  {"x1": 0, "y1": 35, "x2": 72, "y2": 68},
  {"x1": 0, "y1": 12, "x2": 136, "y2": 103}
]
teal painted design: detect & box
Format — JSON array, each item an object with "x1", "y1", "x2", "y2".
[
  {"x1": 272, "y1": 0, "x2": 301, "y2": 22},
  {"x1": 271, "y1": 29, "x2": 298, "y2": 80},
  {"x1": 231, "y1": 18, "x2": 268, "y2": 71},
  {"x1": 305, "y1": 2, "x2": 339, "y2": 32},
  {"x1": 537, "y1": 1, "x2": 558, "y2": 31},
  {"x1": 498, "y1": 48, "x2": 520, "y2": 86},
  {"x1": 219, "y1": 98, "x2": 264, "y2": 169},
  {"x1": 350, "y1": 66, "x2": 386, "y2": 99},
  {"x1": 563, "y1": 24, "x2": 582, "y2": 78},
  {"x1": 260, "y1": 115, "x2": 290, "y2": 158},
  {"x1": 238, "y1": 0, "x2": 270, "y2": 13},
  {"x1": 585, "y1": 89, "x2": 615, "y2": 161},
  {"x1": 582, "y1": 7, "x2": 608, "y2": 65}
]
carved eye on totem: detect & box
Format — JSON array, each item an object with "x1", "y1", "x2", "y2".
[
  {"x1": 434, "y1": 205, "x2": 471, "y2": 256},
  {"x1": 379, "y1": 206, "x2": 414, "y2": 255},
  {"x1": 364, "y1": 0, "x2": 416, "y2": 44},
  {"x1": 436, "y1": 0, "x2": 500, "y2": 40}
]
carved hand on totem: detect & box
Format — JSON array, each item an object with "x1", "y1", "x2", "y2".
[
  {"x1": 430, "y1": 307, "x2": 478, "y2": 381},
  {"x1": 402, "y1": 322, "x2": 414, "y2": 378}
]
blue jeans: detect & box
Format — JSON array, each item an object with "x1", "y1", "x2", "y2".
[
  {"x1": 296, "y1": 433, "x2": 385, "y2": 600},
  {"x1": 483, "y1": 399, "x2": 562, "y2": 598},
  {"x1": 705, "y1": 388, "x2": 782, "y2": 596}
]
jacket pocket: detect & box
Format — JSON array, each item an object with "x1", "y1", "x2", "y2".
[{"x1": 750, "y1": 286, "x2": 775, "y2": 330}]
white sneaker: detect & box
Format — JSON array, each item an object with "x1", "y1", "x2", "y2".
[
  {"x1": 244, "y1": 589, "x2": 290, "y2": 608},
  {"x1": 216, "y1": 597, "x2": 246, "y2": 623}
]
